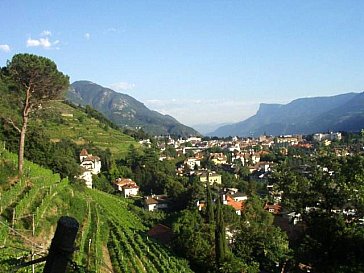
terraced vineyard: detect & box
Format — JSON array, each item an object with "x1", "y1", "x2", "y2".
[
  {"x1": 36, "y1": 101, "x2": 138, "y2": 158},
  {"x1": 0, "y1": 149, "x2": 193, "y2": 272}
]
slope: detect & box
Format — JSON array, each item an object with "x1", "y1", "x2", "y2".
[
  {"x1": 36, "y1": 101, "x2": 138, "y2": 158},
  {"x1": 0, "y1": 149, "x2": 193, "y2": 273},
  {"x1": 67, "y1": 81, "x2": 200, "y2": 137},
  {"x1": 0, "y1": 77, "x2": 138, "y2": 159}
]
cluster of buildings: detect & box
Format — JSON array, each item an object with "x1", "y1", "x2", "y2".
[{"x1": 79, "y1": 131, "x2": 348, "y2": 218}]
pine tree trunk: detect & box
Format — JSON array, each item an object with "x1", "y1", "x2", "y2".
[
  {"x1": 18, "y1": 86, "x2": 31, "y2": 177},
  {"x1": 18, "y1": 115, "x2": 28, "y2": 177}
]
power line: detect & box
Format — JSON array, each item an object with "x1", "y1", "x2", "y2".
[{"x1": 0, "y1": 217, "x2": 46, "y2": 252}]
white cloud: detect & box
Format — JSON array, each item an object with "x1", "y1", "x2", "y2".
[
  {"x1": 26, "y1": 36, "x2": 59, "y2": 49},
  {"x1": 109, "y1": 82, "x2": 136, "y2": 92},
  {"x1": 0, "y1": 44, "x2": 10, "y2": 52},
  {"x1": 40, "y1": 30, "x2": 52, "y2": 36},
  {"x1": 84, "y1": 33, "x2": 91, "y2": 40}
]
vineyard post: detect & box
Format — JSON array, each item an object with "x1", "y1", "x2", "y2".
[
  {"x1": 32, "y1": 213, "x2": 35, "y2": 273},
  {"x1": 87, "y1": 238, "x2": 92, "y2": 271},
  {"x1": 12, "y1": 208, "x2": 16, "y2": 229},
  {"x1": 43, "y1": 216, "x2": 79, "y2": 273}
]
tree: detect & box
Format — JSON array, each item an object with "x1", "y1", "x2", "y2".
[
  {"x1": 233, "y1": 196, "x2": 291, "y2": 272},
  {"x1": 173, "y1": 209, "x2": 215, "y2": 272},
  {"x1": 206, "y1": 183, "x2": 215, "y2": 223},
  {"x1": 6, "y1": 54, "x2": 69, "y2": 176},
  {"x1": 215, "y1": 195, "x2": 227, "y2": 269}
]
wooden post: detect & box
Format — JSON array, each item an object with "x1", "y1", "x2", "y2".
[
  {"x1": 43, "y1": 216, "x2": 79, "y2": 273},
  {"x1": 32, "y1": 213, "x2": 35, "y2": 273}
]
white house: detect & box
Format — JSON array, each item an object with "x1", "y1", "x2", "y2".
[
  {"x1": 114, "y1": 178, "x2": 139, "y2": 197},
  {"x1": 144, "y1": 195, "x2": 170, "y2": 211},
  {"x1": 79, "y1": 149, "x2": 101, "y2": 188},
  {"x1": 80, "y1": 149, "x2": 101, "y2": 175},
  {"x1": 184, "y1": 158, "x2": 201, "y2": 170}
]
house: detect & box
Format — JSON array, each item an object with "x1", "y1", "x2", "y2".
[
  {"x1": 79, "y1": 149, "x2": 101, "y2": 175},
  {"x1": 144, "y1": 195, "x2": 170, "y2": 211},
  {"x1": 222, "y1": 194, "x2": 245, "y2": 215},
  {"x1": 210, "y1": 153, "x2": 228, "y2": 165},
  {"x1": 231, "y1": 191, "x2": 248, "y2": 202},
  {"x1": 199, "y1": 171, "x2": 222, "y2": 185},
  {"x1": 79, "y1": 149, "x2": 101, "y2": 188},
  {"x1": 264, "y1": 202, "x2": 282, "y2": 215},
  {"x1": 184, "y1": 157, "x2": 201, "y2": 170},
  {"x1": 114, "y1": 178, "x2": 139, "y2": 197}
]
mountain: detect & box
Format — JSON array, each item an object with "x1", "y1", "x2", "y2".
[
  {"x1": 210, "y1": 92, "x2": 364, "y2": 137},
  {"x1": 67, "y1": 81, "x2": 200, "y2": 137}
]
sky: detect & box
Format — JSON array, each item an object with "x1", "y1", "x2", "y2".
[{"x1": 1, "y1": 1, "x2": 364, "y2": 131}]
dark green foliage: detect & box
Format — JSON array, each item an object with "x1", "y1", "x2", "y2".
[
  {"x1": 232, "y1": 196, "x2": 291, "y2": 272},
  {"x1": 206, "y1": 183, "x2": 215, "y2": 223},
  {"x1": 273, "y1": 153, "x2": 364, "y2": 272},
  {"x1": 0, "y1": 120, "x2": 80, "y2": 179},
  {"x1": 172, "y1": 209, "x2": 215, "y2": 272},
  {"x1": 92, "y1": 173, "x2": 115, "y2": 193},
  {"x1": 215, "y1": 196, "x2": 227, "y2": 269}
]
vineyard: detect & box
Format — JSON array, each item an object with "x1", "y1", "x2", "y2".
[{"x1": 0, "y1": 149, "x2": 193, "y2": 273}]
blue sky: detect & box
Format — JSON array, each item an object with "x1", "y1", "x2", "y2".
[{"x1": 1, "y1": 1, "x2": 364, "y2": 129}]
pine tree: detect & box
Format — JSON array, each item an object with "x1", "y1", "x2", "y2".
[{"x1": 6, "y1": 54, "x2": 69, "y2": 176}]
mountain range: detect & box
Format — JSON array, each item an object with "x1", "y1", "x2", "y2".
[
  {"x1": 209, "y1": 92, "x2": 364, "y2": 137},
  {"x1": 67, "y1": 81, "x2": 199, "y2": 137}
]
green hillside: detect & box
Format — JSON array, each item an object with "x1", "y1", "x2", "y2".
[
  {"x1": 0, "y1": 149, "x2": 193, "y2": 272},
  {"x1": 35, "y1": 101, "x2": 138, "y2": 158}
]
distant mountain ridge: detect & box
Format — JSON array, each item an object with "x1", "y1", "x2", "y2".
[
  {"x1": 210, "y1": 92, "x2": 364, "y2": 137},
  {"x1": 67, "y1": 81, "x2": 199, "y2": 137}
]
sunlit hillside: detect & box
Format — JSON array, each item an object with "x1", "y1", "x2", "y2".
[{"x1": 0, "y1": 149, "x2": 192, "y2": 272}]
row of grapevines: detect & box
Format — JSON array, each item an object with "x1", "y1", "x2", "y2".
[{"x1": 88, "y1": 190, "x2": 193, "y2": 273}]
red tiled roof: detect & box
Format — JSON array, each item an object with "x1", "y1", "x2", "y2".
[
  {"x1": 226, "y1": 195, "x2": 244, "y2": 211},
  {"x1": 80, "y1": 149, "x2": 88, "y2": 156},
  {"x1": 147, "y1": 224, "x2": 173, "y2": 245}
]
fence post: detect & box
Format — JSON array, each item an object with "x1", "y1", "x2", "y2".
[{"x1": 43, "y1": 216, "x2": 79, "y2": 273}]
